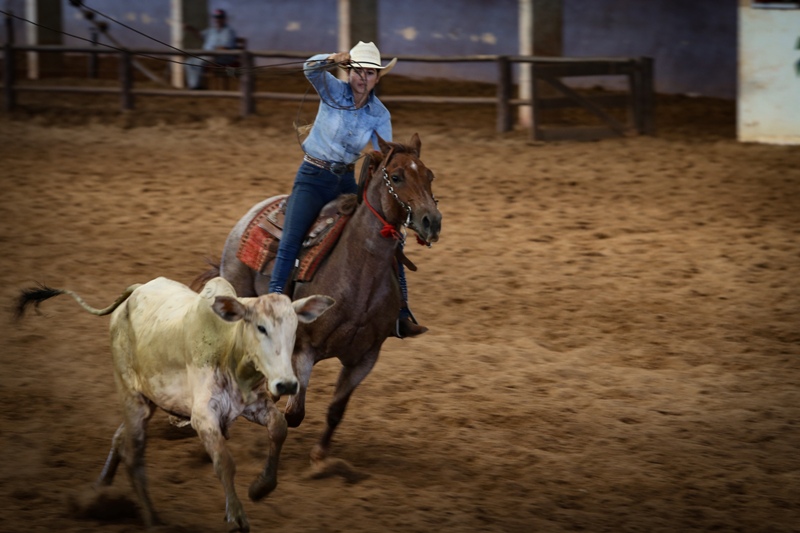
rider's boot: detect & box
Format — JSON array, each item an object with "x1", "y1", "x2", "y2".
[{"x1": 394, "y1": 306, "x2": 428, "y2": 339}]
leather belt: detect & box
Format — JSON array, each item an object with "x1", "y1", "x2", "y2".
[{"x1": 303, "y1": 154, "x2": 355, "y2": 175}]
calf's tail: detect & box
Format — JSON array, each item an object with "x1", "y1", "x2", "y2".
[{"x1": 15, "y1": 283, "x2": 141, "y2": 320}]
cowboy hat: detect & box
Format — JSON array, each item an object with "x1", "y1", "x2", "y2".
[{"x1": 347, "y1": 41, "x2": 397, "y2": 78}]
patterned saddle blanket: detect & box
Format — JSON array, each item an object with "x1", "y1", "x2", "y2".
[{"x1": 236, "y1": 194, "x2": 357, "y2": 283}]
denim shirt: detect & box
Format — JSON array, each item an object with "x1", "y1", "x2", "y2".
[
  {"x1": 201, "y1": 26, "x2": 237, "y2": 51},
  {"x1": 201, "y1": 26, "x2": 237, "y2": 65},
  {"x1": 302, "y1": 53, "x2": 392, "y2": 164}
]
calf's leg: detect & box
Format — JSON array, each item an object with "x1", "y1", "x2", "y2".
[
  {"x1": 95, "y1": 423, "x2": 125, "y2": 487},
  {"x1": 192, "y1": 408, "x2": 249, "y2": 533},
  {"x1": 121, "y1": 394, "x2": 159, "y2": 527},
  {"x1": 243, "y1": 399, "x2": 287, "y2": 501}
]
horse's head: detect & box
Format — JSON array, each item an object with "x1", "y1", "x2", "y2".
[{"x1": 361, "y1": 133, "x2": 442, "y2": 246}]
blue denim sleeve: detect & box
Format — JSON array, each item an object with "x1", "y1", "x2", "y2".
[
  {"x1": 376, "y1": 118, "x2": 392, "y2": 145},
  {"x1": 305, "y1": 54, "x2": 336, "y2": 87},
  {"x1": 224, "y1": 28, "x2": 237, "y2": 48},
  {"x1": 371, "y1": 108, "x2": 392, "y2": 149}
]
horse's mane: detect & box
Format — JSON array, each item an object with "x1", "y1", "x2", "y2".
[
  {"x1": 366, "y1": 141, "x2": 414, "y2": 172},
  {"x1": 338, "y1": 193, "x2": 358, "y2": 215}
]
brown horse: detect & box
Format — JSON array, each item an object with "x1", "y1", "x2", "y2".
[{"x1": 198, "y1": 133, "x2": 441, "y2": 492}]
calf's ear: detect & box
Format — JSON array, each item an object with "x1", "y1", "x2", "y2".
[
  {"x1": 212, "y1": 296, "x2": 247, "y2": 322},
  {"x1": 293, "y1": 295, "x2": 335, "y2": 323}
]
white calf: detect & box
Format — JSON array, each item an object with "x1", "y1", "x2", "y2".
[{"x1": 16, "y1": 276, "x2": 334, "y2": 532}]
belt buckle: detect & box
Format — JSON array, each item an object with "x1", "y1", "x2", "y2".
[{"x1": 329, "y1": 162, "x2": 347, "y2": 175}]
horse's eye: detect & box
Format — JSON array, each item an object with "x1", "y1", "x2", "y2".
[
  {"x1": 391, "y1": 174, "x2": 401, "y2": 183},
  {"x1": 257, "y1": 325, "x2": 268, "y2": 336}
]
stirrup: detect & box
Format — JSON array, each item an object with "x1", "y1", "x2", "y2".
[{"x1": 394, "y1": 309, "x2": 428, "y2": 339}]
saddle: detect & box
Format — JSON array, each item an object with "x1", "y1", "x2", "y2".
[{"x1": 236, "y1": 194, "x2": 357, "y2": 283}]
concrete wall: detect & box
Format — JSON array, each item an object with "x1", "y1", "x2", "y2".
[
  {"x1": 564, "y1": 0, "x2": 737, "y2": 99},
  {"x1": 738, "y1": 2, "x2": 800, "y2": 144},
  {"x1": 1, "y1": 0, "x2": 738, "y2": 98}
]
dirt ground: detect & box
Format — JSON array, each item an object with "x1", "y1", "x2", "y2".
[{"x1": 0, "y1": 76, "x2": 799, "y2": 533}]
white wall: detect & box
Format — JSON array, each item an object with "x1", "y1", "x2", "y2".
[{"x1": 738, "y1": 4, "x2": 800, "y2": 144}]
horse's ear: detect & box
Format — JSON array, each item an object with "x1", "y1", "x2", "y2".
[
  {"x1": 409, "y1": 133, "x2": 421, "y2": 157},
  {"x1": 376, "y1": 134, "x2": 391, "y2": 154}
]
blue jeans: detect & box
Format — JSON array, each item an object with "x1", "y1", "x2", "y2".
[
  {"x1": 185, "y1": 55, "x2": 237, "y2": 89},
  {"x1": 268, "y1": 161, "x2": 359, "y2": 294}
]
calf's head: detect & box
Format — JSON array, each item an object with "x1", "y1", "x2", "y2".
[{"x1": 212, "y1": 293, "x2": 335, "y2": 399}]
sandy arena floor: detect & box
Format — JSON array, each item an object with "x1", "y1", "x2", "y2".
[{"x1": 1, "y1": 80, "x2": 799, "y2": 533}]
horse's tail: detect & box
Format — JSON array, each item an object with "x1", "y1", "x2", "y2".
[
  {"x1": 15, "y1": 283, "x2": 140, "y2": 320},
  {"x1": 190, "y1": 257, "x2": 221, "y2": 293}
]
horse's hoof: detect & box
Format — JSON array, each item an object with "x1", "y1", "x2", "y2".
[
  {"x1": 284, "y1": 409, "x2": 305, "y2": 428},
  {"x1": 248, "y1": 474, "x2": 277, "y2": 501},
  {"x1": 310, "y1": 443, "x2": 329, "y2": 464}
]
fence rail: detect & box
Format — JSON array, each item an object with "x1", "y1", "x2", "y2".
[{"x1": 1, "y1": 44, "x2": 654, "y2": 140}]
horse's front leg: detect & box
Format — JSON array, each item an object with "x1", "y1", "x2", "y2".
[
  {"x1": 243, "y1": 398, "x2": 287, "y2": 501},
  {"x1": 284, "y1": 349, "x2": 314, "y2": 428},
  {"x1": 311, "y1": 348, "x2": 380, "y2": 463}
]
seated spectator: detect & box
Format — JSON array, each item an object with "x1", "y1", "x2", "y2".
[{"x1": 184, "y1": 9, "x2": 238, "y2": 90}]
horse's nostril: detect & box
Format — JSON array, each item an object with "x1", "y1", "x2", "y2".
[{"x1": 422, "y1": 216, "x2": 430, "y2": 229}]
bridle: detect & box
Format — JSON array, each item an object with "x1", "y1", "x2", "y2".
[{"x1": 361, "y1": 146, "x2": 437, "y2": 247}]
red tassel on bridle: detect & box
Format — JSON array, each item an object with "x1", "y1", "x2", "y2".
[
  {"x1": 380, "y1": 225, "x2": 402, "y2": 240},
  {"x1": 364, "y1": 191, "x2": 402, "y2": 241}
]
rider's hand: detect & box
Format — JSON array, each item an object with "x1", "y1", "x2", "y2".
[{"x1": 328, "y1": 52, "x2": 351, "y2": 66}]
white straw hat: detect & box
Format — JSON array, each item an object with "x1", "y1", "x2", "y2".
[{"x1": 347, "y1": 41, "x2": 397, "y2": 78}]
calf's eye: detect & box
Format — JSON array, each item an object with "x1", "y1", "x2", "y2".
[{"x1": 257, "y1": 325, "x2": 268, "y2": 336}]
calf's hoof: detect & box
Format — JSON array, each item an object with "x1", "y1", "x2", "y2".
[
  {"x1": 248, "y1": 473, "x2": 277, "y2": 501},
  {"x1": 225, "y1": 507, "x2": 249, "y2": 533},
  {"x1": 142, "y1": 509, "x2": 162, "y2": 528}
]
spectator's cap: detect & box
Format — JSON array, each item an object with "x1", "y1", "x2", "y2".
[
  {"x1": 347, "y1": 41, "x2": 396, "y2": 78},
  {"x1": 212, "y1": 9, "x2": 226, "y2": 19}
]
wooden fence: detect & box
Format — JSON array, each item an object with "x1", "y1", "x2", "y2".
[{"x1": 1, "y1": 43, "x2": 654, "y2": 140}]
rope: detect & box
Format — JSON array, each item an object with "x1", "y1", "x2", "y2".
[
  {"x1": 363, "y1": 192, "x2": 402, "y2": 241},
  {"x1": 0, "y1": 7, "x2": 311, "y2": 76}
]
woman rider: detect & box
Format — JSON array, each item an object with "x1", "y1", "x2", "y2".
[{"x1": 267, "y1": 41, "x2": 426, "y2": 339}]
